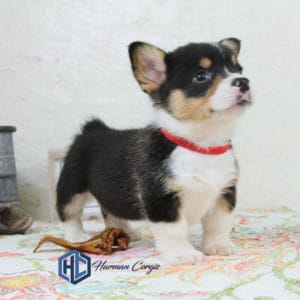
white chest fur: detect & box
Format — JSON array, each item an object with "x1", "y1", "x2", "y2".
[{"x1": 169, "y1": 147, "x2": 238, "y2": 224}]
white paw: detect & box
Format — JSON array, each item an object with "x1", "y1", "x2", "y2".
[
  {"x1": 161, "y1": 246, "x2": 204, "y2": 265},
  {"x1": 201, "y1": 237, "x2": 236, "y2": 256}
]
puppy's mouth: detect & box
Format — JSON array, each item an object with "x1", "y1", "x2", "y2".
[{"x1": 235, "y1": 92, "x2": 252, "y2": 107}]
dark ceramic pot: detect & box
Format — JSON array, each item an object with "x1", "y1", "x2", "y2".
[{"x1": 0, "y1": 126, "x2": 19, "y2": 207}]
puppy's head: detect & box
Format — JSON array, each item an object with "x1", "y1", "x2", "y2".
[{"x1": 129, "y1": 38, "x2": 251, "y2": 122}]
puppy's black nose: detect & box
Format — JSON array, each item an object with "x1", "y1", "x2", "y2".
[{"x1": 231, "y1": 77, "x2": 250, "y2": 93}]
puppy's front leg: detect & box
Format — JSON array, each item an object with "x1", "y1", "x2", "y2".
[
  {"x1": 201, "y1": 187, "x2": 237, "y2": 256},
  {"x1": 149, "y1": 216, "x2": 203, "y2": 265}
]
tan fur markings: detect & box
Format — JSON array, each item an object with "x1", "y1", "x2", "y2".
[
  {"x1": 165, "y1": 177, "x2": 182, "y2": 193},
  {"x1": 169, "y1": 75, "x2": 222, "y2": 121},
  {"x1": 64, "y1": 192, "x2": 90, "y2": 219},
  {"x1": 221, "y1": 39, "x2": 239, "y2": 55},
  {"x1": 199, "y1": 57, "x2": 212, "y2": 69},
  {"x1": 218, "y1": 197, "x2": 231, "y2": 212},
  {"x1": 231, "y1": 54, "x2": 238, "y2": 65}
]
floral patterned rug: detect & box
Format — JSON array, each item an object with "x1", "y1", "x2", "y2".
[{"x1": 0, "y1": 207, "x2": 299, "y2": 300}]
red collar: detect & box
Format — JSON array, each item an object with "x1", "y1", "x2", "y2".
[{"x1": 161, "y1": 129, "x2": 231, "y2": 155}]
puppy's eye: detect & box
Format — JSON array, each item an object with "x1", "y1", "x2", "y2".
[{"x1": 193, "y1": 70, "x2": 211, "y2": 83}]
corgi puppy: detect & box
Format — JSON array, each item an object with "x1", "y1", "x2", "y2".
[{"x1": 56, "y1": 38, "x2": 251, "y2": 264}]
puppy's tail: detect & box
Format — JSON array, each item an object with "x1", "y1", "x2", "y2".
[{"x1": 81, "y1": 118, "x2": 109, "y2": 133}]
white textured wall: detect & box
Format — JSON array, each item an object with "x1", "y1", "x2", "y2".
[{"x1": 1, "y1": 0, "x2": 299, "y2": 220}]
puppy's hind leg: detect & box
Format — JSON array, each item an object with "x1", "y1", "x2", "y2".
[
  {"x1": 101, "y1": 208, "x2": 142, "y2": 241},
  {"x1": 56, "y1": 131, "x2": 93, "y2": 242},
  {"x1": 58, "y1": 193, "x2": 90, "y2": 242}
]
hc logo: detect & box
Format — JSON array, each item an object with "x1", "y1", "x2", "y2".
[{"x1": 58, "y1": 250, "x2": 91, "y2": 284}]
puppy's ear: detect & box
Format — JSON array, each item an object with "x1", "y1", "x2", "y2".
[
  {"x1": 219, "y1": 38, "x2": 241, "y2": 55},
  {"x1": 129, "y1": 42, "x2": 166, "y2": 93}
]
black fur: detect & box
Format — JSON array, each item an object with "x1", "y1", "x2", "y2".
[
  {"x1": 56, "y1": 120, "x2": 177, "y2": 222},
  {"x1": 81, "y1": 118, "x2": 109, "y2": 133},
  {"x1": 223, "y1": 186, "x2": 236, "y2": 211}
]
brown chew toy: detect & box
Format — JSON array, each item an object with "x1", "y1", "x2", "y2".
[{"x1": 33, "y1": 227, "x2": 131, "y2": 254}]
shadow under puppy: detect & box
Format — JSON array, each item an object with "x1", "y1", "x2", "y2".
[{"x1": 56, "y1": 38, "x2": 252, "y2": 265}]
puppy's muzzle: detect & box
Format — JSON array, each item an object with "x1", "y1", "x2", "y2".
[{"x1": 232, "y1": 77, "x2": 251, "y2": 105}]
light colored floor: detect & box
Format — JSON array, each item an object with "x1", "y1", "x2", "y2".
[{"x1": 0, "y1": 207, "x2": 299, "y2": 299}]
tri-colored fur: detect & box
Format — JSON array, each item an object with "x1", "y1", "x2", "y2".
[{"x1": 56, "y1": 38, "x2": 251, "y2": 264}]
